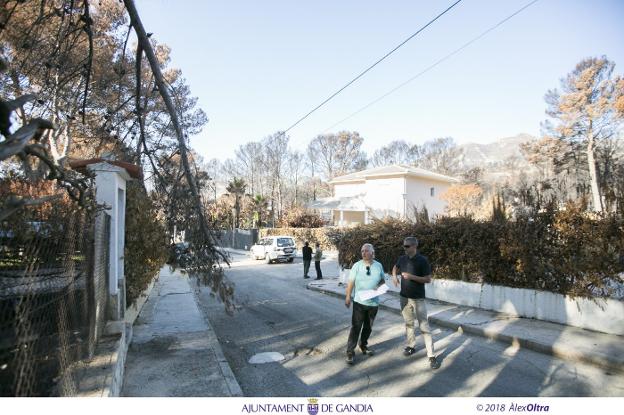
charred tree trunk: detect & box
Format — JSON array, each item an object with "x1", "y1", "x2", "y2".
[{"x1": 586, "y1": 122, "x2": 603, "y2": 212}]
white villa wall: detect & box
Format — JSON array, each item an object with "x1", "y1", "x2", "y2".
[
  {"x1": 331, "y1": 175, "x2": 455, "y2": 222},
  {"x1": 333, "y1": 182, "x2": 364, "y2": 198},
  {"x1": 362, "y1": 176, "x2": 405, "y2": 216},
  {"x1": 405, "y1": 177, "x2": 452, "y2": 217}
]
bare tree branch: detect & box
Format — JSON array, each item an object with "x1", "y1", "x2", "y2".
[
  {"x1": 0, "y1": 94, "x2": 37, "y2": 136},
  {"x1": 0, "y1": 118, "x2": 55, "y2": 161},
  {"x1": 80, "y1": 0, "x2": 93, "y2": 123},
  {"x1": 0, "y1": 194, "x2": 63, "y2": 222}
]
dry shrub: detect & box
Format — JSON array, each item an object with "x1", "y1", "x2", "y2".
[
  {"x1": 336, "y1": 207, "x2": 624, "y2": 299},
  {"x1": 260, "y1": 227, "x2": 337, "y2": 251},
  {"x1": 278, "y1": 207, "x2": 327, "y2": 228}
]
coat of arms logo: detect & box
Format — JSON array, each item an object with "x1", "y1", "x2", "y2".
[{"x1": 307, "y1": 398, "x2": 319, "y2": 415}]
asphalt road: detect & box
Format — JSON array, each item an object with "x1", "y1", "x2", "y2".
[{"x1": 195, "y1": 252, "x2": 624, "y2": 397}]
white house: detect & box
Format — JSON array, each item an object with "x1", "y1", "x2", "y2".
[{"x1": 309, "y1": 164, "x2": 458, "y2": 226}]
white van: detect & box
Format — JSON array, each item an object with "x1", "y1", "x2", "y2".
[{"x1": 250, "y1": 236, "x2": 296, "y2": 264}]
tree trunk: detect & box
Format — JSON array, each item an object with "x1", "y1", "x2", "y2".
[
  {"x1": 124, "y1": 0, "x2": 226, "y2": 262},
  {"x1": 235, "y1": 195, "x2": 240, "y2": 228},
  {"x1": 586, "y1": 123, "x2": 603, "y2": 212},
  {"x1": 294, "y1": 172, "x2": 298, "y2": 206}
]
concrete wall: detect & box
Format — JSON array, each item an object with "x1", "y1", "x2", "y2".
[
  {"x1": 75, "y1": 325, "x2": 130, "y2": 397},
  {"x1": 339, "y1": 258, "x2": 623, "y2": 335},
  {"x1": 405, "y1": 176, "x2": 452, "y2": 218},
  {"x1": 426, "y1": 279, "x2": 624, "y2": 335}
]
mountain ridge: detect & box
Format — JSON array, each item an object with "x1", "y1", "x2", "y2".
[{"x1": 458, "y1": 133, "x2": 537, "y2": 169}]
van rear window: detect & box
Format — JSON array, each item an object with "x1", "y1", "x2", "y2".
[{"x1": 277, "y1": 238, "x2": 294, "y2": 247}]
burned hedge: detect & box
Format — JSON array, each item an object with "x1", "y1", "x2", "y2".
[{"x1": 334, "y1": 204, "x2": 624, "y2": 299}]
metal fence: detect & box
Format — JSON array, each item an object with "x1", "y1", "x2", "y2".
[
  {"x1": 217, "y1": 228, "x2": 259, "y2": 250},
  {"x1": 0, "y1": 200, "x2": 110, "y2": 396}
]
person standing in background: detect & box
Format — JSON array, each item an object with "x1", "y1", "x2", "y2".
[
  {"x1": 302, "y1": 241, "x2": 312, "y2": 279},
  {"x1": 314, "y1": 242, "x2": 323, "y2": 280}
]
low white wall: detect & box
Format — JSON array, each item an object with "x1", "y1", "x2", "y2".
[
  {"x1": 428, "y1": 279, "x2": 624, "y2": 336},
  {"x1": 338, "y1": 262, "x2": 623, "y2": 335}
]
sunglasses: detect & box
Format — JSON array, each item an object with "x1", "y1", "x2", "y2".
[
  {"x1": 403, "y1": 245, "x2": 413, "y2": 248},
  {"x1": 366, "y1": 266, "x2": 370, "y2": 275}
]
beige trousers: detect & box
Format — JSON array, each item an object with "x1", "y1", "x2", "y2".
[{"x1": 400, "y1": 296, "x2": 435, "y2": 357}]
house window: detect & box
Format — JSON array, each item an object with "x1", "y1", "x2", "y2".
[{"x1": 430, "y1": 187, "x2": 435, "y2": 197}]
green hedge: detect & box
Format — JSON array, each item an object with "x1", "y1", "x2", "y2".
[
  {"x1": 125, "y1": 182, "x2": 168, "y2": 305},
  {"x1": 334, "y1": 204, "x2": 624, "y2": 298}
]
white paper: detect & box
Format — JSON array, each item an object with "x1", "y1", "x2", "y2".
[{"x1": 358, "y1": 284, "x2": 389, "y2": 301}]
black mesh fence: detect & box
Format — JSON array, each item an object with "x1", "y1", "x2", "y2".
[
  {"x1": 0, "y1": 199, "x2": 110, "y2": 396},
  {"x1": 217, "y1": 229, "x2": 258, "y2": 250}
]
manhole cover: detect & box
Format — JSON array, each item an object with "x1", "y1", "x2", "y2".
[{"x1": 249, "y1": 352, "x2": 285, "y2": 364}]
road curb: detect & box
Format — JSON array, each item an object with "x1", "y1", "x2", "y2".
[
  {"x1": 307, "y1": 283, "x2": 624, "y2": 373},
  {"x1": 204, "y1": 316, "x2": 244, "y2": 397},
  {"x1": 192, "y1": 286, "x2": 244, "y2": 397}
]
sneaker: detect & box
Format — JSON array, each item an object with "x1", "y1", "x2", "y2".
[
  {"x1": 403, "y1": 346, "x2": 416, "y2": 356},
  {"x1": 360, "y1": 346, "x2": 375, "y2": 356},
  {"x1": 304, "y1": 276, "x2": 310, "y2": 279},
  {"x1": 429, "y1": 356, "x2": 441, "y2": 370},
  {"x1": 346, "y1": 352, "x2": 354, "y2": 365}
]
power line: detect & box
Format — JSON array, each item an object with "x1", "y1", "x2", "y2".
[
  {"x1": 280, "y1": 0, "x2": 464, "y2": 135},
  {"x1": 322, "y1": 0, "x2": 540, "y2": 133}
]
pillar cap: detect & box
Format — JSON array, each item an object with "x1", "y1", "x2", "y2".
[{"x1": 68, "y1": 158, "x2": 143, "y2": 180}]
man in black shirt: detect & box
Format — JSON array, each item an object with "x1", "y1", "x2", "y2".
[
  {"x1": 392, "y1": 236, "x2": 440, "y2": 369},
  {"x1": 302, "y1": 242, "x2": 313, "y2": 279}
]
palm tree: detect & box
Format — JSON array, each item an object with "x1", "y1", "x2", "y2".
[
  {"x1": 226, "y1": 178, "x2": 247, "y2": 228},
  {"x1": 250, "y1": 195, "x2": 268, "y2": 228}
]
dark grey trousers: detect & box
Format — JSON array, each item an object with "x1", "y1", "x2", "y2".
[
  {"x1": 347, "y1": 301, "x2": 379, "y2": 353},
  {"x1": 314, "y1": 261, "x2": 322, "y2": 279}
]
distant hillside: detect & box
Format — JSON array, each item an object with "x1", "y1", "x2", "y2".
[
  {"x1": 458, "y1": 133, "x2": 536, "y2": 168},
  {"x1": 457, "y1": 133, "x2": 538, "y2": 182}
]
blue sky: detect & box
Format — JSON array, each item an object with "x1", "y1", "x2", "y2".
[{"x1": 134, "y1": 0, "x2": 624, "y2": 160}]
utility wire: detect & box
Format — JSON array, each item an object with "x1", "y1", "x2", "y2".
[
  {"x1": 322, "y1": 0, "x2": 540, "y2": 133},
  {"x1": 280, "y1": 0, "x2": 464, "y2": 135}
]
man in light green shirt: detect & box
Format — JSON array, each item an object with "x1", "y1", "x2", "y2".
[
  {"x1": 314, "y1": 242, "x2": 323, "y2": 279},
  {"x1": 344, "y1": 243, "x2": 386, "y2": 364}
]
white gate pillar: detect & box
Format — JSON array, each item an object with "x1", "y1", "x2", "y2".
[{"x1": 88, "y1": 162, "x2": 132, "y2": 321}]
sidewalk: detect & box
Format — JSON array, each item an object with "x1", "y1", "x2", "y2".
[
  {"x1": 307, "y1": 277, "x2": 624, "y2": 373},
  {"x1": 122, "y1": 267, "x2": 242, "y2": 396}
]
